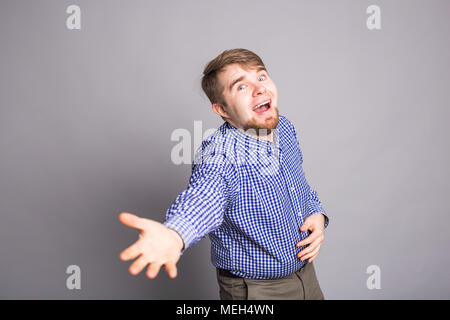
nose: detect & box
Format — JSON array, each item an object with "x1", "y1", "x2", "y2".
[{"x1": 253, "y1": 83, "x2": 266, "y2": 96}]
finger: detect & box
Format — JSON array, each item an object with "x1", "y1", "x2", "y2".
[
  {"x1": 146, "y1": 262, "x2": 162, "y2": 279},
  {"x1": 165, "y1": 262, "x2": 178, "y2": 279},
  {"x1": 119, "y1": 212, "x2": 148, "y2": 231},
  {"x1": 120, "y1": 239, "x2": 143, "y2": 261},
  {"x1": 297, "y1": 241, "x2": 318, "y2": 259},
  {"x1": 129, "y1": 255, "x2": 149, "y2": 275},
  {"x1": 297, "y1": 237, "x2": 322, "y2": 258},
  {"x1": 300, "y1": 244, "x2": 321, "y2": 262},
  {"x1": 296, "y1": 230, "x2": 322, "y2": 247},
  {"x1": 308, "y1": 253, "x2": 319, "y2": 263}
]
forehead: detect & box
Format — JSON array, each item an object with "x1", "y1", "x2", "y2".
[
  {"x1": 218, "y1": 63, "x2": 266, "y2": 91},
  {"x1": 221, "y1": 63, "x2": 264, "y2": 77}
]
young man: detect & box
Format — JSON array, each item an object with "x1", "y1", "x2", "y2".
[{"x1": 119, "y1": 48, "x2": 329, "y2": 300}]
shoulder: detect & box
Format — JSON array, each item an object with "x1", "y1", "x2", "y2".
[
  {"x1": 278, "y1": 114, "x2": 297, "y2": 137},
  {"x1": 194, "y1": 121, "x2": 230, "y2": 157},
  {"x1": 192, "y1": 122, "x2": 236, "y2": 170}
]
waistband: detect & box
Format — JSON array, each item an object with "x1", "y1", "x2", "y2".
[
  {"x1": 217, "y1": 263, "x2": 310, "y2": 280},
  {"x1": 217, "y1": 268, "x2": 241, "y2": 278}
]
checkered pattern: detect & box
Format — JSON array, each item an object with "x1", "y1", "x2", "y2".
[{"x1": 164, "y1": 115, "x2": 329, "y2": 279}]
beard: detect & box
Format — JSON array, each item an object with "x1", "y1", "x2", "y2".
[{"x1": 242, "y1": 106, "x2": 279, "y2": 137}]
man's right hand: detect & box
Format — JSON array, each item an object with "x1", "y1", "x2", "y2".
[{"x1": 119, "y1": 212, "x2": 184, "y2": 279}]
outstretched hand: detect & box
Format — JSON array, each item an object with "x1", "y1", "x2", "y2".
[
  {"x1": 119, "y1": 212, "x2": 184, "y2": 279},
  {"x1": 296, "y1": 213, "x2": 325, "y2": 263}
]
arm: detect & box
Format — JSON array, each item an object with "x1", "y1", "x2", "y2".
[
  {"x1": 307, "y1": 188, "x2": 329, "y2": 229},
  {"x1": 286, "y1": 116, "x2": 329, "y2": 229},
  {"x1": 285, "y1": 116, "x2": 329, "y2": 262},
  {"x1": 163, "y1": 152, "x2": 239, "y2": 252},
  {"x1": 119, "y1": 152, "x2": 238, "y2": 279}
]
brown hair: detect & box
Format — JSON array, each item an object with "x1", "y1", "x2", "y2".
[{"x1": 201, "y1": 48, "x2": 267, "y2": 108}]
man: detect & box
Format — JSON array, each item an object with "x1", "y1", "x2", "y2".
[{"x1": 119, "y1": 48, "x2": 329, "y2": 300}]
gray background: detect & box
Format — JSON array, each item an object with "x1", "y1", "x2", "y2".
[{"x1": 1, "y1": 0, "x2": 449, "y2": 299}]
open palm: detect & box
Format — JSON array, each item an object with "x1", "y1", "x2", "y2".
[{"x1": 119, "y1": 212, "x2": 183, "y2": 279}]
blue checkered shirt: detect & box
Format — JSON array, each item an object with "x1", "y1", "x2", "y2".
[{"x1": 163, "y1": 115, "x2": 329, "y2": 279}]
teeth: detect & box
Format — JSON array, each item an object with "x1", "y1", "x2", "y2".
[{"x1": 253, "y1": 100, "x2": 270, "y2": 110}]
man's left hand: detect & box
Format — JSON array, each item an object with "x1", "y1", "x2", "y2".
[{"x1": 296, "y1": 213, "x2": 325, "y2": 263}]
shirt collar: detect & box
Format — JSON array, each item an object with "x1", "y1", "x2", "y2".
[{"x1": 224, "y1": 120, "x2": 282, "y2": 153}]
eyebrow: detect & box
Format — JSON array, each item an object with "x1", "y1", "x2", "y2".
[{"x1": 228, "y1": 66, "x2": 267, "y2": 91}]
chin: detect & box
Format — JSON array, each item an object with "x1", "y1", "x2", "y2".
[{"x1": 253, "y1": 107, "x2": 279, "y2": 130}]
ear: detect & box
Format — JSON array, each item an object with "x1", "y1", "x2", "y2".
[{"x1": 212, "y1": 103, "x2": 229, "y2": 119}]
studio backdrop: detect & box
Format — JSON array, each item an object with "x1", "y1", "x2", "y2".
[{"x1": 1, "y1": 0, "x2": 449, "y2": 299}]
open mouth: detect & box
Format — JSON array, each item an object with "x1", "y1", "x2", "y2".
[{"x1": 252, "y1": 100, "x2": 271, "y2": 114}]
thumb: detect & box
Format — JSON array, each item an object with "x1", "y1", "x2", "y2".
[{"x1": 300, "y1": 221, "x2": 311, "y2": 232}]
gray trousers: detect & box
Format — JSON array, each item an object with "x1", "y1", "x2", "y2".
[{"x1": 216, "y1": 262, "x2": 324, "y2": 300}]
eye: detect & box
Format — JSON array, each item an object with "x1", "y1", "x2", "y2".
[
  {"x1": 258, "y1": 75, "x2": 266, "y2": 81},
  {"x1": 238, "y1": 84, "x2": 247, "y2": 91}
]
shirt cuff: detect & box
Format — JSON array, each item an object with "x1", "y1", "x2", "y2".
[
  {"x1": 163, "y1": 215, "x2": 198, "y2": 255},
  {"x1": 307, "y1": 209, "x2": 329, "y2": 229}
]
